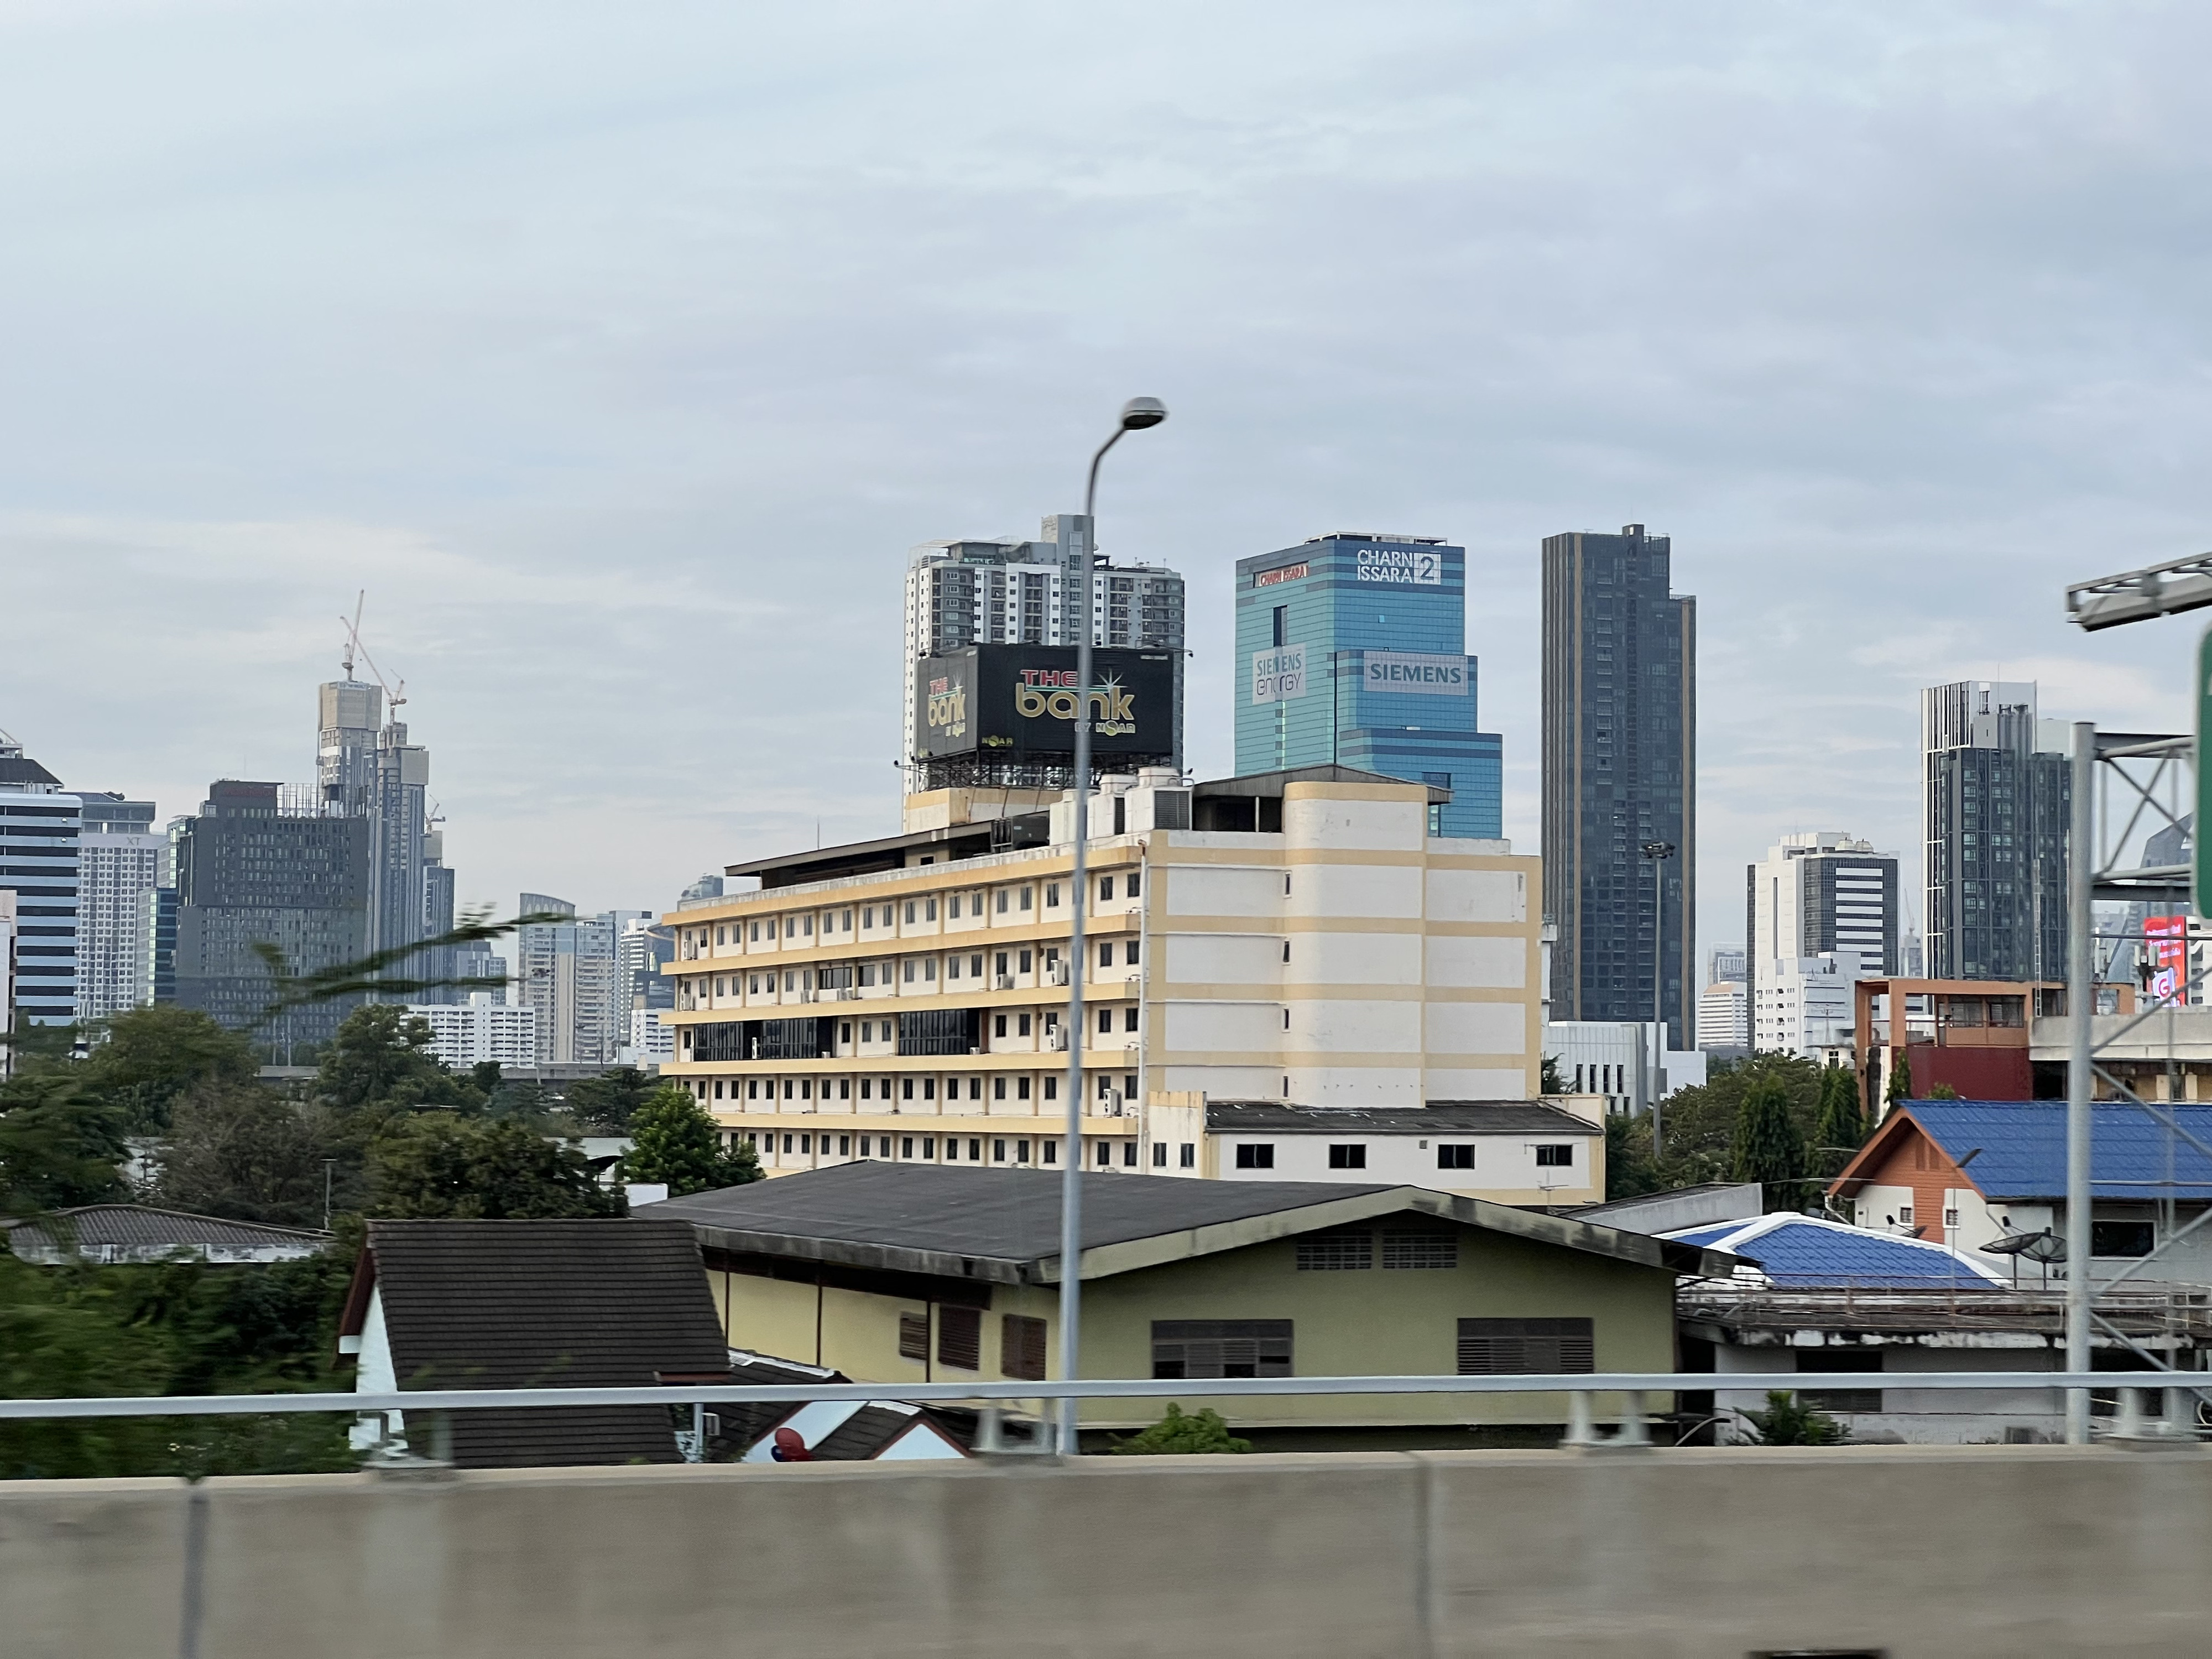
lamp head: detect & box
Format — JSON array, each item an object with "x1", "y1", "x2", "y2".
[{"x1": 1118, "y1": 396, "x2": 1168, "y2": 431}]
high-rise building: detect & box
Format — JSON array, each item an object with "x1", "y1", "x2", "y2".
[
  {"x1": 75, "y1": 794, "x2": 164, "y2": 1022},
  {"x1": 1922, "y1": 681, "x2": 2072, "y2": 982},
  {"x1": 680, "y1": 873, "x2": 724, "y2": 904},
  {"x1": 172, "y1": 780, "x2": 372, "y2": 1055},
  {"x1": 1744, "y1": 832, "x2": 1898, "y2": 1024},
  {"x1": 1697, "y1": 980, "x2": 1749, "y2": 1051},
  {"x1": 317, "y1": 679, "x2": 382, "y2": 816},
  {"x1": 904, "y1": 515, "x2": 1186, "y2": 775},
  {"x1": 1232, "y1": 534, "x2": 1503, "y2": 838},
  {"x1": 0, "y1": 736, "x2": 79, "y2": 1026},
  {"x1": 516, "y1": 895, "x2": 624, "y2": 1065},
  {"x1": 1541, "y1": 524, "x2": 1697, "y2": 1048},
  {"x1": 319, "y1": 666, "x2": 451, "y2": 999},
  {"x1": 404, "y1": 995, "x2": 538, "y2": 1070},
  {"x1": 1708, "y1": 945, "x2": 1746, "y2": 985},
  {"x1": 1750, "y1": 954, "x2": 1857, "y2": 1056}
]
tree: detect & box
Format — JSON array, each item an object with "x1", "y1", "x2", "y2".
[
  {"x1": 0, "y1": 1072, "x2": 130, "y2": 1213},
  {"x1": 619, "y1": 1087, "x2": 761, "y2": 1196},
  {"x1": 1926, "y1": 1082, "x2": 1960, "y2": 1099},
  {"x1": 1885, "y1": 1049, "x2": 1915, "y2": 1110},
  {"x1": 1736, "y1": 1389, "x2": 1843, "y2": 1447},
  {"x1": 1809, "y1": 1064, "x2": 1866, "y2": 1179},
  {"x1": 1730, "y1": 1073, "x2": 1806, "y2": 1209},
  {"x1": 1110, "y1": 1403, "x2": 1251, "y2": 1454},
  {"x1": 81, "y1": 1006, "x2": 259, "y2": 1133},
  {"x1": 146, "y1": 1081, "x2": 337, "y2": 1230},
  {"x1": 365, "y1": 1115, "x2": 623, "y2": 1219},
  {"x1": 1630, "y1": 1053, "x2": 1825, "y2": 1193},
  {"x1": 566, "y1": 1066, "x2": 660, "y2": 1133},
  {"x1": 1540, "y1": 1055, "x2": 1567, "y2": 1095},
  {"x1": 1604, "y1": 1113, "x2": 1663, "y2": 1201},
  {"x1": 316, "y1": 1005, "x2": 476, "y2": 1113}
]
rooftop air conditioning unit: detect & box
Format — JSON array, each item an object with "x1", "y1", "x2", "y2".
[
  {"x1": 1048, "y1": 1029, "x2": 1070, "y2": 1052},
  {"x1": 1049, "y1": 963, "x2": 1072, "y2": 987}
]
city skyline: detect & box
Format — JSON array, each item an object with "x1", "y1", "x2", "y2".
[{"x1": 2, "y1": 5, "x2": 2207, "y2": 960}]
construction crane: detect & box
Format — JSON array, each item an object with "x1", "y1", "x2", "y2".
[{"x1": 337, "y1": 592, "x2": 406, "y2": 718}]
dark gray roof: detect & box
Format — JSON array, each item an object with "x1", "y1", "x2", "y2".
[
  {"x1": 640, "y1": 1164, "x2": 1738, "y2": 1286},
  {"x1": 0, "y1": 754, "x2": 62, "y2": 789},
  {"x1": 4, "y1": 1204, "x2": 330, "y2": 1255},
  {"x1": 347, "y1": 1219, "x2": 728, "y2": 1470},
  {"x1": 1206, "y1": 1100, "x2": 1602, "y2": 1136}
]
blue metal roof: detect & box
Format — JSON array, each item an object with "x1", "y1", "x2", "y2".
[
  {"x1": 1662, "y1": 1214, "x2": 2004, "y2": 1289},
  {"x1": 1901, "y1": 1100, "x2": 2212, "y2": 1201}
]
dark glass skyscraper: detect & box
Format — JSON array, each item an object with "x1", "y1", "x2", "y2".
[
  {"x1": 173, "y1": 780, "x2": 372, "y2": 1055},
  {"x1": 1233, "y1": 533, "x2": 1503, "y2": 837},
  {"x1": 1921, "y1": 681, "x2": 2070, "y2": 982},
  {"x1": 1542, "y1": 524, "x2": 1697, "y2": 1047}
]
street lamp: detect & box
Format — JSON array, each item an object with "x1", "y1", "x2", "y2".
[
  {"x1": 1060, "y1": 395, "x2": 1168, "y2": 1454},
  {"x1": 1640, "y1": 840, "x2": 1675, "y2": 1155}
]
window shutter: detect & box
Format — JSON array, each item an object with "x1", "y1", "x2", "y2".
[
  {"x1": 1001, "y1": 1314, "x2": 1047, "y2": 1381},
  {"x1": 937, "y1": 1306, "x2": 982, "y2": 1371},
  {"x1": 1455, "y1": 1317, "x2": 1594, "y2": 1375},
  {"x1": 898, "y1": 1312, "x2": 929, "y2": 1363}
]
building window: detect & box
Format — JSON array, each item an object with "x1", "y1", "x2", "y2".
[
  {"x1": 968, "y1": 1138, "x2": 982, "y2": 1161},
  {"x1": 1457, "y1": 1318, "x2": 1594, "y2": 1375},
  {"x1": 905, "y1": 901, "x2": 916, "y2": 924},
  {"x1": 838, "y1": 1135, "x2": 851, "y2": 1156},
  {"x1": 898, "y1": 1312, "x2": 929, "y2": 1363},
  {"x1": 922, "y1": 1137, "x2": 935, "y2": 1158},
  {"x1": 1044, "y1": 1076, "x2": 1057, "y2": 1100},
  {"x1": 1043, "y1": 1139, "x2": 1057, "y2": 1164},
  {"x1": 1098, "y1": 1008, "x2": 1113, "y2": 1035},
  {"x1": 1437, "y1": 1145, "x2": 1475, "y2": 1170},
  {"x1": 925, "y1": 898, "x2": 938, "y2": 920},
  {"x1": 1152, "y1": 1143, "x2": 1167, "y2": 1167},
  {"x1": 993, "y1": 1077, "x2": 1006, "y2": 1100},
  {"x1": 1021, "y1": 887, "x2": 1033, "y2": 910},
  {"x1": 1180, "y1": 1143, "x2": 1195, "y2": 1168},
  {"x1": 995, "y1": 890, "x2": 1009, "y2": 914},
  {"x1": 1296, "y1": 1232, "x2": 1373, "y2": 1271},
  {"x1": 1151, "y1": 1319, "x2": 1292, "y2": 1380},
  {"x1": 1127, "y1": 871, "x2": 1140, "y2": 899},
  {"x1": 903, "y1": 960, "x2": 916, "y2": 982},
  {"x1": 1019, "y1": 950, "x2": 1033, "y2": 973},
  {"x1": 1534, "y1": 1144, "x2": 1574, "y2": 1167},
  {"x1": 1016, "y1": 1139, "x2": 1031, "y2": 1163},
  {"x1": 1943, "y1": 1208, "x2": 1960, "y2": 1228},
  {"x1": 1099, "y1": 941, "x2": 1114, "y2": 968},
  {"x1": 1897, "y1": 1206, "x2": 1914, "y2": 1225},
  {"x1": 937, "y1": 1306, "x2": 982, "y2": 1371},
  {"x1": 2093, "y1": 1221, "x2": 2156, "y2": 1257},
  {"x1": 1328, "y1": 1144, "x2": 1365, "y2": 1170},
  {"x1": 1002, "y1": 1314, "x2": 1048, "y2": 1381},
  {"x1": 1125, "y1": 940, "x2": 1140, "y2": 964},
  {"x1": 1382, "y1": 1232, "x2": 1457, "y2": 1270},
  {"x1": 1097, "y1": 1142, "x2": 1112, "y2": 1167},
  {"x1": 1046, "y1": 883, "x2": 1061, "y2": 907},
  {"x1": 1123, "y1": 1142, "x2": 1136, "y2": 1167},
  {"x1": 1100, "y1": 876, "x2": 1115, "y2": 902},
  {"x1": 1799, "y1": 1349, "x2": 1884, "y2": 1412},
  {"x1": 1235, "y1": 1144, "x2": 1275, "y2": 1170}
]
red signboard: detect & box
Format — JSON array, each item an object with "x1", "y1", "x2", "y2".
[{"x1": 1253, "y1": 562, "x2": 1307, "y2": 588}]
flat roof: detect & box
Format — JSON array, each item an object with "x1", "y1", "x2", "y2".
[
  {"x1": 1191, "y1": 764, "x2": 1449, "y2": 805},
  {"x1": 724, "y1": 813, "x2": 1050, "y2": 889},
  {"x1": 639, "y1": 1163, "x2": 1736, "y2": 1286}
]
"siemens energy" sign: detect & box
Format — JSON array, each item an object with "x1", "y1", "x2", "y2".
[{"x1": 1362, "y1": 651, "x2": 1467, "y2": 696}]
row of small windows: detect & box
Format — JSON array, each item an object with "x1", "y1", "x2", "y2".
[
  {"x1": 702, "y1": 1070, "x2": 1138, "y2": 1103},
  {"x1": 740, "y1": 1129, "x2": 1173, "y2": 1171},
  {"x1": 1232, "y1": 1142, "x2": 1577, "y2": 1171},
  {"x1": 687, "y1": 873, "x2": 1140, "y2": 953},
  {"x1": 702, "y1": 938, "x2": 1137, "y2": 998},
  {"x1": 1144, "y1": 1318, "x2": 1594, "y2": 1379}
]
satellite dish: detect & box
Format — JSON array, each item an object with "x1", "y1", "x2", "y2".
[{"x1": 1983, "y1": 1229, "x2": 2066, "y2": 1263}]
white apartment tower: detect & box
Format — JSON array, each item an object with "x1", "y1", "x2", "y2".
[
  {"x1": 1745, "y1": 832, "x2": 1898, "y2": 1035},
  {"x1": 515, "y1": 895, "x2": 630, "y2": 1065},
  {"x1": 903, "y1": 514, "x2": 1187, "y2": 773},
  {"x1": 0, "y1": 737, "x2": 79, "y2": 1026},
  {"x1": 76, "y1": 794, "x2": 164, "y2": 1021}
]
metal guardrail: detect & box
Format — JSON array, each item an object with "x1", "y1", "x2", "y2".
[{"x1": 0, "y1": 1370, "x2": 2199, "y2": 1420}]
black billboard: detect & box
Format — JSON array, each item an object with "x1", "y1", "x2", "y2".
[{"x1": 914, "y1": 645, "x2": 1175, "y2": 763}]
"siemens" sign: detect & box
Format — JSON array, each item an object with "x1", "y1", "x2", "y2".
[{"x1": 1363, "y1": 651, "x2": 1467, "y2": 696}]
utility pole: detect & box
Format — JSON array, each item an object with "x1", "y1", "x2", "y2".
[
  {"x1": 1641, "y1": 840, "x2": 1676, "y2": 1155},
  {"x1": 2064, "y1": 721, "x2": 2094, "y2": 1444}
]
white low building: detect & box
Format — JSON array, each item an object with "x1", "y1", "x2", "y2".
[
  {"x1": 1545, "y1": 1021, "x2": 1706, "y2": 1116},
  {"x1": 1751, "y1": 954, "x2": 1855, "y2": 1057},
  {"x1": 406, "y1": 994, "x2": 539, "y2": 1070},
  {"x1": 1153, "y1": 1098, "x2": 1605, "y2": 1206},
  {"x1": 626, "y1": 1007, "x2": 675, "y2": 1066}
]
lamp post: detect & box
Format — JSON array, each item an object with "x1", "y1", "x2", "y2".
[
  {"x1": 1640, "y1": 840, "x2": 1676, "y2": 1155},
  {"x1": 1060, "y1": 396, "x2": 1167, "y2": 1454}
]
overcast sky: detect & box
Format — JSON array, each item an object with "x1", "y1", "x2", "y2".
[{"x1": 2, "y1": 1, "x2": 2207, "y2": 956}]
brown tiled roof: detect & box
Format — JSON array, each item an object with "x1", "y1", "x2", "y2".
[{"x1": 363, "y1": 1218, "x2": 727, "y2": 1470}]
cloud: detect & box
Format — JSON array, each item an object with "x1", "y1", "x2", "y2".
[{"x1": 2, "y1": 0, "x2": 2210, "y2": 945}]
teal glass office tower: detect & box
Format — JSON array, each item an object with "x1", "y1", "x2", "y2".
[{"x1": 1233, "y1": 533, "x2": 1503, "y2": 837}]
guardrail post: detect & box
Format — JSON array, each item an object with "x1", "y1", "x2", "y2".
[
  {"x1": 1615, "y1": 1390, "x2": 1651, "y2": 1447},
  {"x1": 1562, "y1": 1390, "x2": 1598, "y2": 1447}
]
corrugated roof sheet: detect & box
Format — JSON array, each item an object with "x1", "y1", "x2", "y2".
[
  {"x1": 5, "y1": 1204, "x2": 329, "y2": 1254},
  {"x1": 644, "y1": 1163, "x2": 1397, "y2": 1269},
  {"x1": 1903, "y1": 1100, "x2": 2212, "y2": 1201},
  {"x1": 367, "y1": 1218, "x2": 728, "y2": 1470},
  {"x1": 1663, "y1": 1213, "x2": 2006, "y2": 1289}
]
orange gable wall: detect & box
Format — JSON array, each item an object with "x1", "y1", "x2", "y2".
[{"x1": 1846, "y1": 1115, "x2": 1975, "y2": 1233}]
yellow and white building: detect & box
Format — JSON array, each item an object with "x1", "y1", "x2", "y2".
[{"x1": 660, "y1": 765, "x2": 1547, "y2": 1187}]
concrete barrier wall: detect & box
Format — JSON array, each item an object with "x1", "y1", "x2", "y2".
[{"x1": 8, "y1": 1445, "x2": 2212, "y2": 1657}]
